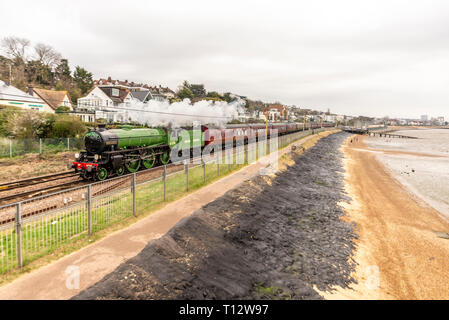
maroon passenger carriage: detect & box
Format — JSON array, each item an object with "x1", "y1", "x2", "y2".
[{"x1": 202, "y1": 122, "x2": 335, "y2": 147}]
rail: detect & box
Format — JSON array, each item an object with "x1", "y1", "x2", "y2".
[{"x1": 0, "y1": 171, "x2": 78, "y2": 191}]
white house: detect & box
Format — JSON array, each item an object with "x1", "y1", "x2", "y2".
[
  {"x1": 77, "y1": 86, "x2": 135, "y2": 123},
  {"x1": 0, "y1": 80, "x2": 51, "y2": 112},
  {"x1": 77, "y1": 87, "x2": 116, "y2": 109},
  {"x1": 324, "y1": 114, "x2": 336, "y2": 122}
]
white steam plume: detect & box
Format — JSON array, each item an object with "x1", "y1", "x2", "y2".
[{"x1": 123, "y1": 98, "x2": 245, "y2": 128}]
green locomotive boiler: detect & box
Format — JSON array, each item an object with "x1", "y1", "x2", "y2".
[{"x1": 72, "y1": 125, "x2": 204, "y2": 181}]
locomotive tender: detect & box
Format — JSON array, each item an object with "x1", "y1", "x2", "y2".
[{"x1": 72, "y1": 122, "x2": 334, "y2": 181}]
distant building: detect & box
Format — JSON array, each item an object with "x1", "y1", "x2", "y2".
[
  {"x1": 324, "y1": 114, "x2": 336, "y2": 122},
  {"x1": 93, "y1": 77, "x2": 175, "y2": 100},
  {"x1": 78, "y1": 77, "x2": 177, "y2": 123},
  {"x1": 262, "y1": 104, "x2": 289, "y2": 122},
  {"x1": 29, "y1": 87, "x2": 73, "y2": 111},
  {"x1": 77, "y1": 86, "x2": 133, "y2": 123},
  {"x1": 77, "y1": 86, "x2": 131, "y2": 109},
  {"x1": 94, "y1": 77, "x2": 146, "y2": 91},
  {"x1": 130, "y1": 90, "x2": 153, "y2": 103},
  {"x1": 0, "y1": 80, "x2": 51, "y2": 112},
  {"x1": 421, "y1": 115, "x2": 428, "y2": 122}
]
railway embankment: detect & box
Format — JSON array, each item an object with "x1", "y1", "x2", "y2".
[{"x1": 74, "y1": 131, "x2": 357, "y2": 300}]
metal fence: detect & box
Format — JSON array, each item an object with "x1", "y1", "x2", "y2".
[
  {"x1": 0, "y1": 127, "x2": 330, "y2": 274},
  {"x1": 0, "y1": 137, "x2": 84, "y2": 158}
]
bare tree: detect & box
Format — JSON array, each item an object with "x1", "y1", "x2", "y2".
[
  {"x1": 34, "y1": 43, "x2": 62, "y2": 68},
  {"x1": 1, "y1": 36, "x2": 30, "y2": 63}
]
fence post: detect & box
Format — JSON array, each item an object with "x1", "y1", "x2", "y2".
[
  {"x1": 185, "y1": 162, "x2": 189, "y2": 191},
  {"x1": 39, "y1": 138, "x2": 42, "y2": 154},
  {"x1": 15, "y1": 202, "x2": 23, "y2": 269},
  {"x1": 9, "y1": 139, "x2": 12, "y2": 158},
  {"x1": 132, "y1": 173, "x2": 136, "y2": 217},
  {"x1": 87, "y1": 185, "x2": 92, "y2": 236},
  {"x1": 202, "y1": 159, "x2": 206, "y2": 184},
  {"x1": 163, "y1": 165, "x2": 167, "y2": 201},
  {"x1": 67, "y1": 138, "x2": 70, "y2": 150}
]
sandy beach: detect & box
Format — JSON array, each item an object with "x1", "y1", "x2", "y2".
[{"x1": 322, "y1": 130, "x2": 449, "y2": 299}]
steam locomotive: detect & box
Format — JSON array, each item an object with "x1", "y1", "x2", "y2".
[{"x1": 71, "y1": 122, "x2": 334, "y2": 181}]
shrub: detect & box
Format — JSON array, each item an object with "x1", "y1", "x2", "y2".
[{"x1": 55, "y1": 106, "x2": 71, "y2": 113}]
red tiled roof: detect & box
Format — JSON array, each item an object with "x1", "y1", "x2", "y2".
[
  {"x1": 32, "y1": 88, "x2": 72, "y2": 110},
  {"x1": 94, "y1": 77, "x2": 174, "y2": 95}
]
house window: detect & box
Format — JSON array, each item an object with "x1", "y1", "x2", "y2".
[{"x1": 112, "y1": 88, "x2": 119, "y2": 97}]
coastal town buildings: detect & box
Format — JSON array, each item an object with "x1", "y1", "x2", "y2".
[
  {"x1": 76, "y1": 77, "x2": 176, "y2": 122},
  {"x1": 2, "y1": 74, "x2": 354, "y2": 126}
]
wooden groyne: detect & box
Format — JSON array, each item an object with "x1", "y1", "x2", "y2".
[
  {"x1": 343, "y1": 128, "x2": 418, "y2": 139},
  {"x1": 367, "y1": 131, "x2": 418, "y2": 139}
]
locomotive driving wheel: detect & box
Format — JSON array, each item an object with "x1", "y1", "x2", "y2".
[
  {"x1": 116, "y1": 166, "x2": 125, "y2": 176},
  {"x1": 159, "y1": 149, "x2": 170, "y2": 165},
  {"x1": 125, "y1": 156, "x2": 141, "y2": 173},
  {"x1": 96, "y1": 167, "x2": 108, "y2": 181},
  {"x1": 141, "y1": 149, "x2": 156, "y2": 169}
]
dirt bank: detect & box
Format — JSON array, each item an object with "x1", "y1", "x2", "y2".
[
  {"x1": 74, "y1": 132, "x2": 357, "y2": 300},
  {"x1": 0, "y1": 152, "x2": 74, "y2": 183},
  {"x1": 321, "y1": 136, "x2": 449, "y2": 299}
]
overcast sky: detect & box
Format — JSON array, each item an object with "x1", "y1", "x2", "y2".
[{"x1": 1, "y1": 0, "x2": 449, "y2": 119}]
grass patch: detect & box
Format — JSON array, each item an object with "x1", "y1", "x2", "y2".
[
  {"x1": 256, "y1": 284, "x2": 292, "y2": 300},
  {"x1": 313, "y1": 180, "x2": 328, "y2": 187}
]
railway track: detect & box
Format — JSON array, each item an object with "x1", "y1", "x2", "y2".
[
  {"x1": 0, "y1": 180, "x2": 87, "y2": 205},
  {"x1": 0, "y1": 171, "x2": 85, "y2": 205},
  {"x1": 0, "y1": 171, "x2": 78, "y2": 192},
  {"x1": 0, "y1": 160, "x2": 186, "y2": 207}
]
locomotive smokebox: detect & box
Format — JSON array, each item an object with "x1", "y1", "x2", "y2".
[{"x1": 84, "y1": 130, "x2": 119, "y2": 154}]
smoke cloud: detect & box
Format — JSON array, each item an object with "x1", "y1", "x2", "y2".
[{"x1": 124, "y1": 98, "x2": 245, "y2": 128}]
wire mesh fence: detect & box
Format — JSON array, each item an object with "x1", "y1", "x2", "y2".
[
  {"x1": 0, "y1": 137, "x2": 84, "y2": 158},
  {"x1": 0, "y1": 127, "x2": 330, "y2": 275}
]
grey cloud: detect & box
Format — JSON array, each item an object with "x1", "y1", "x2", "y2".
[{"x1": 1, "y1": 0, "x2": 449, "y2": 119}]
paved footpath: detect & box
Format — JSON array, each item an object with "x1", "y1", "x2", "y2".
[{"x1": 0, "y1": 132, "x2": 332, "y2": 299}]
